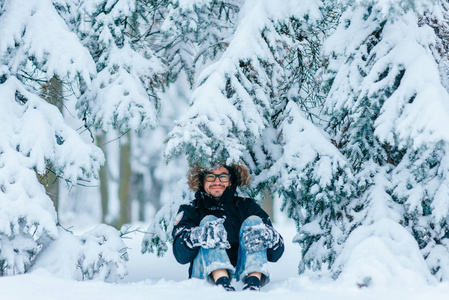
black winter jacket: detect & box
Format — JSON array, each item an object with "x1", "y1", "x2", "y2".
[{"x1": 172, "y1": 186, "x2": 284, "y2": 277}]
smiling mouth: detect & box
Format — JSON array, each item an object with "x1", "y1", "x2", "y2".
[
  {"x1": 210, "y1": 185, "x2": 225, "y2": 189},
  {"x1": 210, "y1": 186, "x2": 224, "y2": 190}
]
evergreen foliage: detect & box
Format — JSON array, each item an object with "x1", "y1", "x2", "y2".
[
  {"x1": 401, "y1": 0, "x2": 449, "y2": 282},
  {"x1": 163, "y1": 0, "x2": 356, "y2": 273},
  {"x1": 64, "y1": 0, "x2": 166, "y2": 133},
  {"x1": 3, "y1": 0, "x2": 449, "y2": 285},
  {"x1": 32, "y1": 225, "x2": 128, "y2": 282},
  {"x1": 0, "y1": 0, "x2": 140, "y2": 280},
  {"x1": 159, "y1": 0, "x2": 449, "y2": 284},
  {"x1": 141, "y1": 178, "x2": 192, "y2": 256},
  {"x1": 0, "y1": 0, "x2": 103, "y2": 276},
  {"x1": 158, "y1": 0, "x2": 242, "y2": 86},
  {"x1": 324, "y1": 0, "x2": 449, "y2": 282}
]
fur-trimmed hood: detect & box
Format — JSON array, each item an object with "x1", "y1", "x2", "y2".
[{"x1": 187, "y1": 163, "x2": 251, "y2": 191}]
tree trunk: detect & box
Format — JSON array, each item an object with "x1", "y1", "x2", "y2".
[
  {"x1": 133, "y1": 166, "x2": 163, "y2": 222},
  {"x1": 134, "y1": 172, "x2": 146, "y2": 222},
  {"x1": 118, "y1": 132, "x2": 132, "y2": 228},
  {"x1": 149, "y1": 168, "x2": 162, "y2": 212},
  {"x1": 96, "y1": 133, "x2": 110, "y2": 223},
  {"x1": 40, "y1": 76, "x2": 63, "y2": 214}
]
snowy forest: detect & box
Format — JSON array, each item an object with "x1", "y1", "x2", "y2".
[{"x1": 3, "y1": 0, "x2": 449, "y2": 296}]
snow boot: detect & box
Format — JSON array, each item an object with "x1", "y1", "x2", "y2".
[
  {"x1": 215, "y1": 276, "x2": 235, "y2": 291},
  {"x1": 243, "y1": 276, "x2": 260, "y2": 291}
]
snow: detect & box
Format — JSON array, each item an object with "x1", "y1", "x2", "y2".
[
  {"x1": 1, "y1": 220, "x2": 449, "y2": 299},
  {"x1": 0, "y1": 0, "x2": 95, "y2": 82},
  {"x1": 32, "y1": 226, "x2": 128, "y2": 282},
  {"x1": 334, "y1": 218, "x2": 433, "y2": 287},
  {"x1": 3, "y1": 0, "x2": 449, "y2": 298},
  {"x1": 187, "y1": 217, "x2": 231, "y2": 249}
]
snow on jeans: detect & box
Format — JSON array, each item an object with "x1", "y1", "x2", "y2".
[{"x1": 191, "y1": 215, "x2": 270, "y2": 286}]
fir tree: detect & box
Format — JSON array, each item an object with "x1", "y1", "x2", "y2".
[
  {"x1": 324, "y1": 0, "x2": 443, "y2": 284},
  {"x1": 64, "y1": 0, "x2": 166, "y2": 133},
  {"x1": 249, "y1": 1, "x2": 355, "y2": 274},
  {"x1": 0, "y1": 0, "x2": 103, "y2": 275},
  {"x1": 150, "y1": 0, "x2": 355, "y2": 271},
  {"x1": 155, "y1": 0, "x2": 242, "y2": 86},
  {"x1": 32, "y1": 225, "x2": 128, "y2": 282},
  {"x1": 141, "y1": 0, "x2": 244, "y2": 254},
  {"x1": 401, "y1": 0, "x2": 449, "y2": 282}
]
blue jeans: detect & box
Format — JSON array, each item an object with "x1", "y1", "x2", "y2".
[{"x1": 191, "y1": 215, "x2": 269, "y2": 286}]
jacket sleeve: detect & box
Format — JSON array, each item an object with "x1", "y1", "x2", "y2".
[
  {"x1": 247, "y1": 199, "x2": 285, "y2": 263},
  {"x1": 172, "y1": 204, "x2": 201, "y2": 265}
]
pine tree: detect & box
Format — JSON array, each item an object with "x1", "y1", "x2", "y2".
[
  {"x1": 0, "y1": 0, "x2": 102, "y2": 275},
  {"x1": 401, "y1": 0, "x2": 449, "y2": 282},
  {"x1": 63, "y1": 0, "x2": 166, "y2": 133},
  {"x1": 164, "y1": 0, "x2": 281, "y2": 167},
  {"x1": 150, "y1": 0, "x2": 355, "y2": 269},
  {"x1": 55, "y1": 0, "x2": 171, "y2": 229},
  {"x1": 32, "y1": 225, "x2": 128, "y2": 282},
  {"x1": 139, "y1": 0, "x2": 449, "y2": 284},
  {"x1": 142, "y1": 0, "x2": 245, "y2": 255},
  {"x1": 248, "y1": 2, "x2": 355, "y2": 274},
  {"x1": 323, "y1": 0, "x2": 443, "y2": 284},
  {"x1": 154, "y1": 0, "x2": 242, "y2": 86}
]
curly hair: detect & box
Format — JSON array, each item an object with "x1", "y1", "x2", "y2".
[{"x1": 187, "y1": 163, "x2": 251, "y2": 191}]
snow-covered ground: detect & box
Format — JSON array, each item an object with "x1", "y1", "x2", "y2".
[{"x1": 1, "y1": 220, "x2": 449, "y2": 300}]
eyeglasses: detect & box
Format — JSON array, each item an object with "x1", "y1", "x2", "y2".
[{"x1": 204, "y1": 173, "x2": 231, "y2": 183}]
